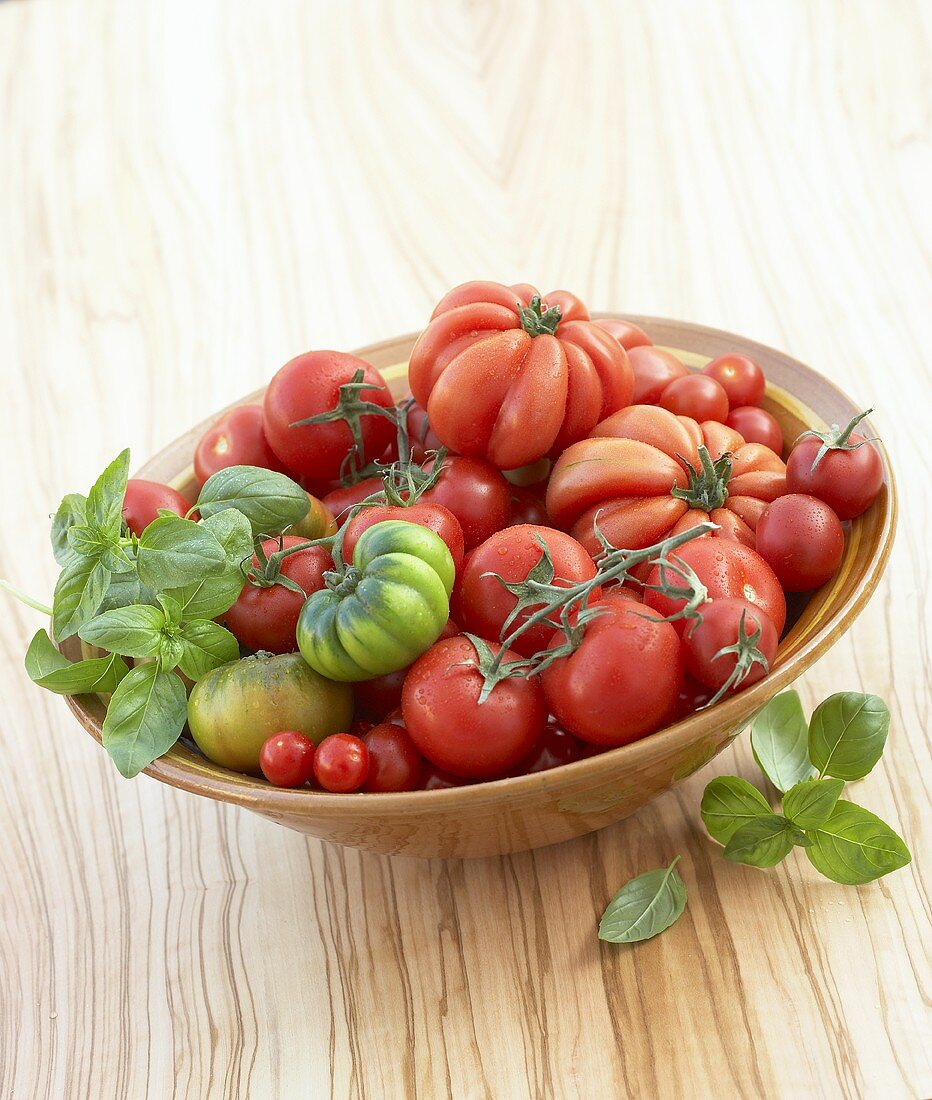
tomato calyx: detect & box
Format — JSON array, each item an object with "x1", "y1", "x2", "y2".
[
  {"x1": 380, "y1": 446, "x2": 448, "y2": 506},
  {"x1": 703, "y1": 608, "x2": 771, "y2": 707},
  {"x1": 793, "y1": 408, "x2": 877, "y2": 473},
  {"x1": 639, "y1": 553, "x2": 710, "y2": 631},
  {"x1": 671, "y1": 445, "x2": 733, "y2": 511},
  {"x1": 323, "y1": 564, "x2": 362, "y2": 597},
  {"x1": 518, "y1": 295, "x2": 563, "y2": 337}
]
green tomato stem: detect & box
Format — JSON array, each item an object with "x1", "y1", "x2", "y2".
[{"x1": 0, "y1": 578, "x2": 53, "y2": 617}]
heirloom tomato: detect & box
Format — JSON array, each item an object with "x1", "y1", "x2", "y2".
[
  {"x1": 194, "y1": 404, "x2": 284, "y2": 484},
  {"x1": 595, "y1": 317, "x2": 653, "y2": 351},
  {"x1": 755, "y1": 494, "x2": 845, "y2": 591},
  {"x1": 785, "y1": 412, "x2": 883, "y2": 519},
  {"x1": 624, "y1": 346, "x2": 689, "y2": 405}
]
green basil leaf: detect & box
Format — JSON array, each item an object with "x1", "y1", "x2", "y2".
[
  {"x1": 101, "y1": 663, "x2": 187, "y2": 778},
  {"x1": 98, "y1": 570, "x2": 159, "y2": 613},
  {"x1": 750, "y1": 690, "x2": 816, "y2": 792},
  {"x1": 700, "y1": 776, "x2": 772, "y2": 845},
  {"x1": 67, "y1": 525, "x2": 110, "y2": 558},
  {"x1": 598, "y1": 858, "x2": 687, "y2": 944},
  {"x1": 79, "y1": 605, "x2": 166, "y2": 658},
  {"x1": 158, "y1": 635, "x2": 186, "y2": 673},
  {"x1": 808, "y1": 692, "x2": 890, "y2": 781},
  {"x1": 723, "y1": 815, "x2": 797, "y2": 868},
  {"x1": 782, "y1": 777, "x2": 845, "y2": 831},
  {"x1": 157, "y1": 592, "x2": 184, "y2": 628},
  {"x1": 52, "y1": 556, "x2": 110, "y2": 641},
  {"x1": 24, "y1": 629, "x2": 129, "y2": 695},
  {"x1": 176, "y1": 620, "x2": 240, "y2": 682},
  {"x1": 51, "y1": 493, "x2": 88, "y2": 564},
  {"x1": 196, "y1": 465, "x2": 310, "y2": 534},
  {"x1": 163, "y1": 509, "x2": 252, "y2": 619},
  {"x1": 86, "y1": 448, "x2": 130, "y2": 535},
  {"x1": 805, "y1": 800, "x2": 911, "y2": 884},
  {"x1": 136, "y1": 515, "x2": 227, "y2": 590}
]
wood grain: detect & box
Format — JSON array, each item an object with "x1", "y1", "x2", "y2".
[{"x1": 0, "y1": 0, "x2": 929, "y2": 1095}]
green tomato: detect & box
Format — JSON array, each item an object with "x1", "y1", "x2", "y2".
[
  {"x1": 297, "y1": 519, "x2": 453, "y2": 682},
  {"x1": 187, "y1": 651, "x2": 352, "y2": 774}
]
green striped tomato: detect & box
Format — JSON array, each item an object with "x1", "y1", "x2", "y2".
[{"x1": 296, "y1": 520, "x2": 453, "y2": 681}]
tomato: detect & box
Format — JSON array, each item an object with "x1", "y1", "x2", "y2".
[
  {"x1": 322, "y1": 477, "x2": 384, "y2": 524},
  {"x1": 402, "y1": 636, "x2": 547, "y2": 779},
  {"x1": 624, "y1": 346, "x2": 689, "y2": 405},
  {"x1": 502, "y1": 457, "x2": 551, "y2": 489},
  {"x1": 408, "y1": 281, "x2": 633, "y2": 468},
  {"x1": 660, "y1": 374, "x2": 730, "y2": 423},
  {"x1": 419, "y1": 763, "x2": 467, "y2": 790},
  {"x1": 290, "y1": 493, "x2": 338, "y2": 540},
  {"x1": 122, "y1": 479, "x2": 192, "y2": 537},
  {"x1": 541, "y1": 604, "x2": 683, "y2": 747},
  {"x1": 259, "y1": 730, "x2": 316, "y2": 788},
  {"x1": 420, "y1": 455, "x2": 511, "y2": 549},
  {"x1": 297, "y1": 520, "x2": 453, "y2": 681},
  {"x1": 194, "y1": 404, "x2": 284, "y2": 485},
  {"x1": 455, "y1": 525, "x2": 598, "y2": 657},
  {"x1": 785, "y1": 417, "x2": 883, "y2": 520},
  {"x1": 673, "y1": 676, "x2": 713, "y2": 720},
  {"x1": 354, "y1": 668, "x2": 407, "y2": 719},
  {"x1": 643, "y1": 538, "x2": 787, "y2": 636},
  {"x1": 682, "y1": 598, "x2": 778, "y2": 695},
  {"x1": 341, "y1": 501, "x2": 465, "y2": 575},
  {"x1": 755, "y1": 494, "x2": 845, "y2": 592},
  {"x1": 507, "y1": 485, "x2": 549, "y2": 527},
  {"x1": 263, "y1": 351, "x2": 396, "y2": 483},
  {"x1": 595, "y1": 317, "x2": 653, "y2": 351},
  {"x1": 702, "y1": 354, "x2": 766, "y2": 408},
  {"x1": 187, "y1": 652, "x2": 353, "y2": 774},
  {"x1": 363, "y1": 722, "x2": 423, "y2": 791},
  {"x1": 223, "y1": 537, "x2": 332, "y2": 654},
  {"x1": 404, "y1": 398, "x2": 444, "y2": 463},
  {"x1": 726, "y1": 406, "x2": 783, "y2": 454},
  {"x1": 512, "y1": 721, "x2": 581, "y2": 775},
  {"x1": 313, "y1": 733, "x2": 370, "y2": 792}
]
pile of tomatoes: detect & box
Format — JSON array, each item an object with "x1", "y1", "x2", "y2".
[{"x1": 123, "y1": 281, "x2": 884, "y2": 794}]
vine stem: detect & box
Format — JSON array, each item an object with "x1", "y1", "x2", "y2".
[{"x1": 0, "y1": 579, "x2": 53, "y2": 617}]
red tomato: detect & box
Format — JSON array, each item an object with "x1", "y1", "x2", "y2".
[
  {"x1": 341, "y1": 501, "x2": 465, "y2": 574},
  {"x1": 643, "y1": 538, "x2": 787, "y2": 636},
  {"x1": 595, "y1": 317, "x2": 653, "y2": 351},
  {"x1": 419, "y1": 763, "x2": 467, "y2": 790},
  {"x1": 507, "y1": 485, "x2": 549, "y2": 527},
  {"x1": 673, "y1": 676, "x2": 713, "y2": 720},
  {"x1": 660, "y1": 374, "x2": 730, "y2": 423},
  {"x1": 313, "y1": 733, "x2": 370, "y2": 792},
  {"x1": 259, "y1": 731, "x2": 316, "y2": 788},
  {"x1": 223, "y1": 537, "x2": 332, "y2": 653},
  {"x1": 402, "y1": 636, "x2": 547, "y2": 779},
  {"x1": 726, "y1": 406, "x2": 783, "y2": 454},
  {"x1": 682, "y1": 598, "x2": 778, "y2": 695},
  {"x1": 541, "y1": 605, "x2": 683, "y2": 747},
  {"x1": 455, "y1": 525, "x2": 598, "y2": 657},
  {"x1": 322, "y1": 477, "x2": 384, "y2": 524},
  {"x1": 512, "y1": 721, "x2": 581, "y2": 775},
  {"x1": 408, "y1": 281, "x2": 634, "y2": 469},
  {"x1": 122, "y1": 479, "x2": 192, "y2": 537},
  {"x1": 194, "y1": 405, "x2": 284, "y2": 485},
  {"x1": 624, "y1": 346, "x2": 689, "y2": 405},
  {"x1": 355, "y1": 668, "x2": 407, "y2": 719},
  {"x1": 362, "y1": 722, "x2": 423, "y2": 792},
  {"x1": 420, "y1": 456, "x2": 512, "y2": 549},
  {"x1": 786, "y1": 425, "x2": 883, "y2": 520},
  {"x1": 404, "y1": 398, "x2": 444, "y2": 463},
  {"x1": 263, "y1": 351, "x2": 396, "y2": 483},
  {"x1": 702, "y1": 354, "x2": 766, "y2": 407},
  {"x1": 755, "y1": 494, "x2": 845, "y2": 592}
]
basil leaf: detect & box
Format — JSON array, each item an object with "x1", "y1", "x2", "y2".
[
  {"x1": 750, "y1": 690, "x2": 816, "y2": 792},
  {"x1": 157, "y1": 592, "x2": 184, "y2": 628},
  {"x1": 25, "y1": 629, "x2": 129, "y2": 695},
  {"x1": 598, "y1": 858, "x2": 687, "y2": 944},
  {"x1": 158, "y1": 635, "x2": 186, "y2": 673},
  {"x1": 101, "y1": 663, "x2": 188, "y2": 778},
  {"x1": 163, "y1": 509, "x2": 252, "y2": 619},
  {"x1": 52, "y1": 556, "x2": 110, "y2": 641},
  {"x1": 805, "y1": 800, "x2": 911, "y2": 884},
  {"x1": 79, "y1": 604, "x2": 166, "y2": 658},
  {"x1": 176, "y1": 620, "x2": 240, "y2": 682},
  {"x1": 196, "y1": 465, "x2": 310, "y2": 534},
  {"x1": 98, "y1": 570, "x2": 159, "y2": 613},
  {"x1": 136, "y1": 515, "x2": 227, "y2": 590},
  {"x1": 86, "y1": 448, "x2": 130, "y2": 535},
  {"x1": 783, "y1": 777, "x2": 845, "y2": 831},
  {"x1": 808, "y1": 692, "x2": 890, "y2": 781},
  {"x1": 51, "y1": 493, "x2": 88, "y2": 564},
  {"x1": 700, "y1": 776, "x2": 772, "y2": 845},
  {"x1": 67, "y1": 525, "x2": 110, "y2": 558},
  {"x1": 723, "y1": 815, "x2": 798, "y2": 868}
]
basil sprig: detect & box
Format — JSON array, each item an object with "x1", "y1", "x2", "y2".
[{"x1": 25, "y1": 629, "x2": 130, "y2": 695}]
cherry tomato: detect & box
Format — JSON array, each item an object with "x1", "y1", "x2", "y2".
[
  {"x1": 455, "y1": 525, "x2": 598, "y2": 657},
  {"x1": 660, "y1": 375, "x2": 730, "y2": 423},
  {"x1": 507, "y1": 485, "x2": 549, "y2": 527},
  {"x1": 596, "y1": 317, "x2": 654, "y2": 351},
  {"x1": 786, "y1": 425, "x2": 883, "y2": 520},
  {"x1": 541, "y1": 604, "x2": 683, "y2": 747},
  {"x1": 194, "y1": 404, "x2": 284, "y2": 485},
  {"x1": 726, "y1": 406, "x2": 783, "y2": 454},
  {"x1": 402, "y1": 636, "x2": 547, "y2": 779},
  {"x1": 420, "y1": 456, "x2": 512, "y2": 549},
  {"x1": 259, "y1": 730, "x2": 316, "y2": 788},
  {"x1": 363, "y1": 722, "x2": 423, "y2": 792},
  {"x1": 341, "y1": 501, "x2": 465, "y2": 574},
  {"x1": 322, "y1": 477, "x2": 384, "y2": 524},
  {"x1": 624, "y1": 346, "x2": 690, "y2": 405},
  {"x1": 755, "y1": 494, "x2": 845, "y2": 592},
  {"x1": 513, "y1": 721, "x2": 581, "y2": 775},
  {"x1": 702, "y1": 354, "x2": 766, "y2": 407},
  {"x1": 313, "y1": 733, "x2": 370, "y2": 792},
  {"x1": 263, "y1": 351, "x2": 396, "y2": 483},
  {"x1": 682, "y1": 598, "x2": 778, "y2": 695},
  {"x1": 223, "y1": 537, "x2": 332, "y2": 653},
  {"x1": 122, "y1": 479, "x2": 192, "y2": 537}
]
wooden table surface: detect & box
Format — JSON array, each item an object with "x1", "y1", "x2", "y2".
[{"x1": 1, "y1": 2, "x2": 929, "y2": 1096}]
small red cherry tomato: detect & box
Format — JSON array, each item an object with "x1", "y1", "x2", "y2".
[
  {"x1": 682, "y1": 598, "x2": 778, "y2": 695},
  {"x1": 363, "y1": 722, "x2": 423, "y2": 792},
  {"x1": 785, "y1": 418, "x2": 883, "y2": 520},
  {"x1": 660, "y1": 375, "x2": 730, "y2": 423},
  {"x1": 596, "y1": 317, "x2": 654, "y2": 351},
  {"x1": 313, "y1": 733, "x2": 370, "y2": 792},
  {"x1": 122, "y1": 479, "x2": 192, "y2": 537},
  {"x1": 259, "y1": 730, "x2": 316, "y2": 788},
  {"x1": 341, "y1": 501, "x2": 465, "y2": 574},
  {"x1": 194, "y1": 405, "x2": 284, "y2": 485},
  {"x1": 755, "y1": 494, "x2": 845, "y2": 592},
  {"x1": 726, "y1": 406, "x2": 783, "y2": 454},
  {"x1": 420, "y1": 456, "x2": 512, "y2": 549},
  {"x1": 625, "y1": 346, "x2": 689, "y2": 404},
  {"x1": 702, "y1": 354, "x2": 766, "y2": 407}
]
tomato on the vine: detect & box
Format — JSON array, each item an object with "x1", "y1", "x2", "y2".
[
  {"x1": 755, "y1": 494, "x2": 845, "y2": 591},
  {"x1": 660, "y1": 374, "x2": 730, "y2": 423},
  {"x1": 785, "y1": 412, "x2": 883, "y2": 519},
  {"x1": 122, "y1": 479, "x2": 192, "y2": 537},
  {"x1": 702, "y1": 354, "x2": 766, "y2": 408},
  {"x1": 726, "y1": 406, "x2": 783, "y2": 454},
  {"x1": 194, "y1": 404, "x2": 284, "y2": 485},
  {"x1": 419, "y1": 455, "x2": 512, "y2": 549},
  {"x1": 682, "y1": 598, "x2": 778, "y2": 695}
]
